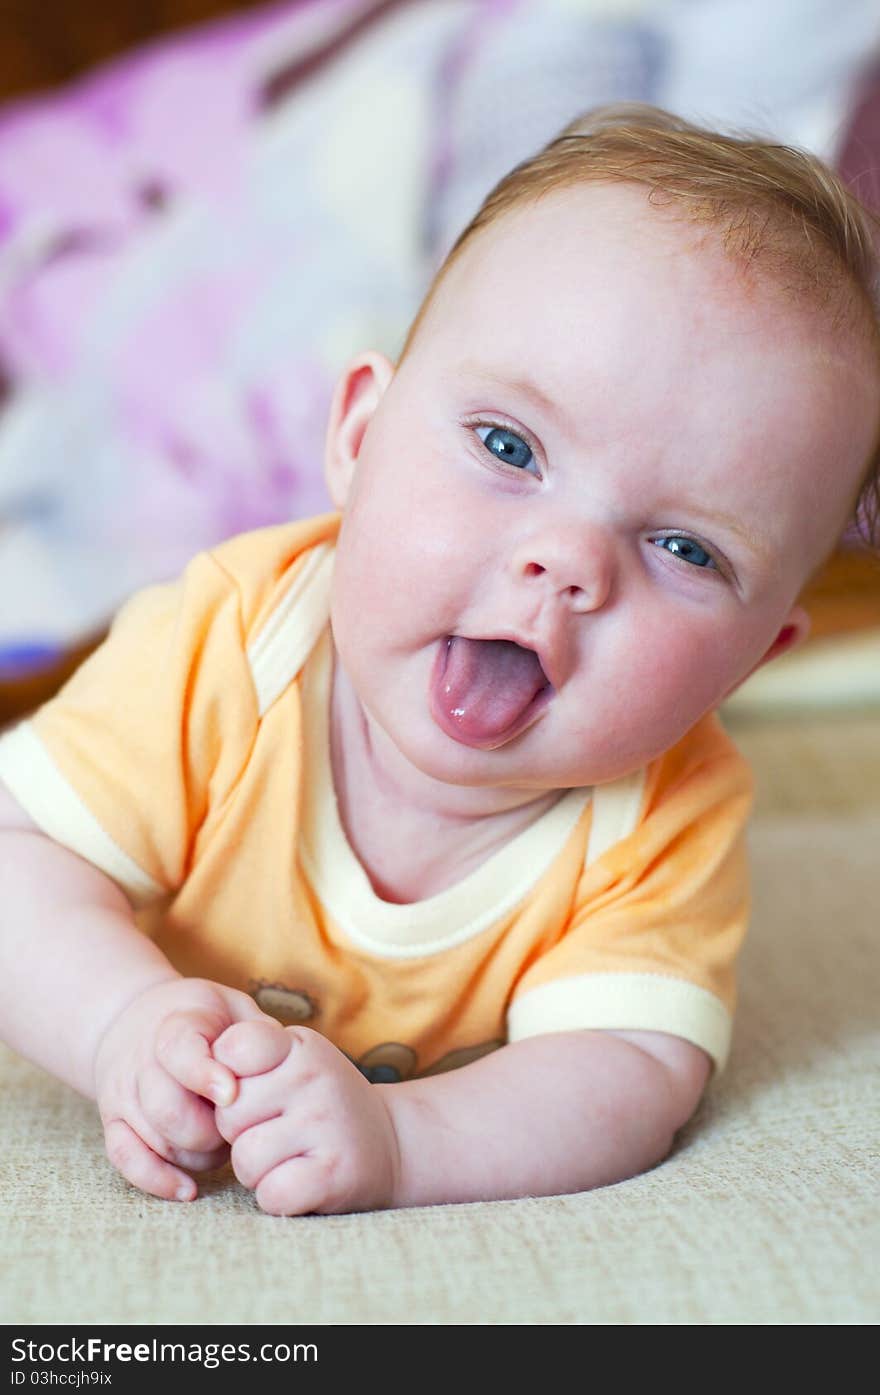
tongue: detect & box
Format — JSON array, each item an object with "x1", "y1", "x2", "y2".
[{"x1": 433, "y1": 637, "x2": 547, "y2": 744}]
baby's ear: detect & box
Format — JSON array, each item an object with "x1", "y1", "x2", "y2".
[
  {"x1": 726, "y1": 604, "x2": 811, "y2": 697},
  {"x1": 756, "y1": 604, "x2": 811, "y2": 669},
  {"x1": 324, "y1": 351, "x2": 395, "y2": 508}
]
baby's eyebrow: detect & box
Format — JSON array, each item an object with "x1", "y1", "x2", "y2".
[
  {"x1": 457, "y1": 363, "x2": 571, "y2": 436},
  {"x1": 678, "y1": 501, "x2": 773, "y2": 562}
]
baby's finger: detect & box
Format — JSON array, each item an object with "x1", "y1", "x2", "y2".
[
  {"x1": 227, "y1": 1112, "x2": 305, "y2": 1189},
  {"x1": 156, "y1": 1011, "x2": 238, "y2": 1107},
  {"x1": 213, "y1": 1020, "x2": 292, "y2": 1077},
  {"x1": 256, "y1": 1156, "x2": 337, "y2": 1217},
  {"x1": 137, "y1": 1066, "x2": 226, "y2": 1155},
  {"x1": 103, "y1": 1118, "x2": 197, "y2": 1202},
  {"x1": 215, "y1": 1064, "x2": 306, "y2": 1146},
  {"x1": 170, "y1": 1141, "x2": 231, "y2": 1176}
]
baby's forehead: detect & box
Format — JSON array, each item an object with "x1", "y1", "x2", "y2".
[
  {"x1": 443, "y1": 179, "x2": 866, "y2": 321},
  {"x1": 427, "y1": 193, "x2": 757, "y2": 376},
  {"x1": 432, "y1": 183, "x2": 754, "y2": 336},
  {"x1": 455, "y1": 182, "x2": 709, "y2": 271},
  {"x1": 428, "y1": 180, "x2": 879, "y2": 391}
]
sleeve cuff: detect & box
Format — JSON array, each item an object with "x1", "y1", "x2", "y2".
[
  {"x1": 0, "y1": 722, "x2": 165, "y2": 907},
  {"x1": 507, "y1": 971, "x2": 732, "y2": 1073}
]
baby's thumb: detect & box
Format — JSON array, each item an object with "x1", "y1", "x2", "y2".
[
  {"x1": 155, "y1": 1008, "x2": 238, "y2": 1106},
  {"x1": 213, "y1": 1019, "x2": 290, "y2": 1077}
]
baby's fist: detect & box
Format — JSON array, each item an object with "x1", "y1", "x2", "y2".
[{"x1": 212, "y1": 1024, "x2": 400, "y2": 1215}]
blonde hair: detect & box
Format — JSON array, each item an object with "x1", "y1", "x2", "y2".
[{"x1": 400, "y1": 104, "x2": 880, "y2": 546}]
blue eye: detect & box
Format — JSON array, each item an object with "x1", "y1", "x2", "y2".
[
  {"x1": 476, "y1": 425, "x2": 535, "y2": 472},
  {"x1": 654, "y1": 535, "x2": 716, "y2": 569}
]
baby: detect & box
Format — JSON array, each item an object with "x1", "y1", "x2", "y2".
[{"x1": 1, "y1": 106, "x2": 878, "y2": 1215}]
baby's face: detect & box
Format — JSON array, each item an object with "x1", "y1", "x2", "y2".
[{"x1": 326, "y1": 184, "x2": 878, "y2": 793}]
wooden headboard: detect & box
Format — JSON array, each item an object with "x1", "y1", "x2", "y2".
[{"x1": 1, "y1": 1, "x2": 268, "y2": 101}]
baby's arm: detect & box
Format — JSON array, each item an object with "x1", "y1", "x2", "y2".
[
  {"x1": 0, "y1": 780, "x2": 266, "y2": 1200},
  {"x1": 211, "y1": 1020, "x2": 709, "y2": 1214},
  {"x1": 389, "y1": 1028, "x2": 710, "y2": 1205}
]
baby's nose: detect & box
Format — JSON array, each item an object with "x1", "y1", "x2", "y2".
[{"x1": 512, "y1": 526, "x2": 613, "y2": 613}]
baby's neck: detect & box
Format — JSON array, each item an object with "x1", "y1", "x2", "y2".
[{"x1": 329, "y1": 651, "x2": 561, "y2": 904}]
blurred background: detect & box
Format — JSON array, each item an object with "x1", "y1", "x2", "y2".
[{"x1": 0, "y1": 0, "x2": 878, "y2": 734}]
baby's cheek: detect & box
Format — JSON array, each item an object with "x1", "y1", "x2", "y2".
[{"x1": 626, "y1": 620, "x2": 735, "y2": 716}]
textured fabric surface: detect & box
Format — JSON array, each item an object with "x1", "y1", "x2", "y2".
[{"x1": 2, "y1": 716, "x2": 878, "y2": 1325}]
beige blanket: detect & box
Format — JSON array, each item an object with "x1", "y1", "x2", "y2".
[{"x1": 2, "y1": 713, "x2": 878, "y2": 1325}]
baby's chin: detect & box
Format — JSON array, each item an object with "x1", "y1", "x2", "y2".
[
  {"x1": 352, "y1": 644, "x2": 697, "y2": 793},
  {"x1": 374, "y1": 706, "x2": 641, "y2": 797}
]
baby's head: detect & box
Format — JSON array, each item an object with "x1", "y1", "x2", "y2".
[{"x1": 323, "y1": 106, "x2": 880, "y2": 793}]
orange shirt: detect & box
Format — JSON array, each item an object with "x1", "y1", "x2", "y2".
[{"x1": 0, "y1": 513, "x2": 753, "y2": 1078}]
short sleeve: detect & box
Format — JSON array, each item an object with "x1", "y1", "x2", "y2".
[
  {"x1": 507, "y1": 719, "x2": 754, "y2": 1073},
  {"x1": 0, "y1": 550, "x2": 259, "y2": 906}
]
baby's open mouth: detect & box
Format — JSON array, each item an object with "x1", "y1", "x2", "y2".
[{"x1": 428, "y1": 635, "x2": 553, "y2": 749}]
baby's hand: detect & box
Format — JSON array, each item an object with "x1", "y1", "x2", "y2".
[
  {"x1": 93, "y1": 977, "x2": 270, "y2": 1202},
  {"x1": 213, "y1": 1022, "x2": 400, "y2": 1215}
]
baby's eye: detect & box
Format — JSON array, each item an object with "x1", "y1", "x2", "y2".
[
  {"x1": 653, "y1": 535, "x2": 717, "y2": 569},
  {"x1": 474, "y1": 425, "x2": 535, "y2": 473}
]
